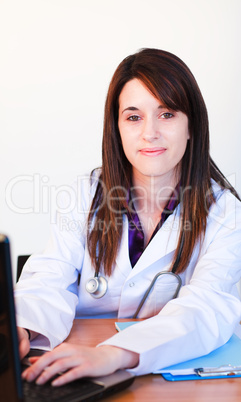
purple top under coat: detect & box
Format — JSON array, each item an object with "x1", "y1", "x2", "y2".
[{"x1": 127, "y1": 186, "x2": 180, "y2": 267}]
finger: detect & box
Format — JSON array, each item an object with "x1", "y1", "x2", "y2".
[
  {"x1": 36, "y1": 357, "x2": 81, "y2": 385},
  {"x1": 22, "y1": 352, "x2": 58, "y2": 382},
  {"x1": 28, "y1": 356, "x2": 41, "y2": 364},
  {"x1": 52, "y1": 356, "x2": 119, "y2": 387},
  {"x1": 51, "y1": 366, "x2": 88, "y2": 387},
  {"x1": 23, "y1": 345, "x2": 77, "y2": 382},
  {"x1": 51, "y1": 358, "x2": 114, "y2": 387}
]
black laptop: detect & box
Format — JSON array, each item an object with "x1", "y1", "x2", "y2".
[{"x1": 0, "y1": 234, "x2": 135, "y2": 401}]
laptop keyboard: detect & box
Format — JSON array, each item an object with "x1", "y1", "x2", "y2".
[{"x1": 23, "y1": 377, "x2": 104, "y2": 402}]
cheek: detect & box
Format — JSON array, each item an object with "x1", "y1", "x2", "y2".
[
  {"x1": 120, "y1": 136, "x2": 137, "y2": 166},
  {"x1": 178, "y1": 138, "x2": 189, "y2": 162},
  {"x1": 176, "y1": 125, "x2": 189, "y2": 146},
  {"x1": 121, "y1": 138, "x2": 133, "y2": 159},
  {"x1": 119, "y1": 127, "x2": 133, "y2": 152},
  {"x1": 178, "y1": 134, "x2": 189, "y2": 152},
  {"x1": 169, "y1": 133, "x2": 189, "y2": 161},
  {"x1": 119, "y1": 132, "x2": 129, "y2": 156}
]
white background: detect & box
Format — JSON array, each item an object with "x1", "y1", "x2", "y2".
[{"x1": 0, "y1": 0, "x2": 241, "y2": 280}]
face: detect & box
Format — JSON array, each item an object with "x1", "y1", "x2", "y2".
[{"x1": 118, "y1": 78, "x2": 190, "y2": 186}]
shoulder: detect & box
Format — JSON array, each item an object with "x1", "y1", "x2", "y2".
[
  {"x1": 54, "y1": 168, "x2": 102, "y2": 221},
  {"x1": 211, "y1": 179, "x2": 241, "y2": 207},
  {"x1": 207, "y1": 180, "x2": 241, "y2": 231},
  {"x1": 70, "y1": 168, "x2": 102, "y2": 207}
]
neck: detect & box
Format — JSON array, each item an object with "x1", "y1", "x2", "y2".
[{"x1": 131, "y1": 171, "x2": 179, "y2": 213}]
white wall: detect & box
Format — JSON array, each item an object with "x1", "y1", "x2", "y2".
[{"x1": 0, "y1": 0, "x2": 241, "y2": 280}]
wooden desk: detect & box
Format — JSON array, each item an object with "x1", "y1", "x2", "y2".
[{"x1": 65, "y1": 319, "x2": 241, "y2": 402}]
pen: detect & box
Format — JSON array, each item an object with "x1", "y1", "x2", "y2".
[{"x1": 195, "y1": 365, "x2": 241, "y2": 377}]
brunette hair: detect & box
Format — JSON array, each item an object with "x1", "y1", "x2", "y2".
[{"x1": 87, "y1": 48, "x2": 239, "y2": 276}]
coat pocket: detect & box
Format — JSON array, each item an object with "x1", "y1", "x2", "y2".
[{"x1": 137, "y1": 274, "x2": 182, "y2": 318}]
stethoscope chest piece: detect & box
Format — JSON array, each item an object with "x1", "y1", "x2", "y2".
[{"x1": 85, "y1": 276, "x2": 108, "y2": 298}]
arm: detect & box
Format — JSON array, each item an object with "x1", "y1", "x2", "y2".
[
  {"x1": 15, "y1": 178, "x2": 91, "y2": 350},
  {"x1": 100, "y1": 189, "x2": 241, "y2": 374}
]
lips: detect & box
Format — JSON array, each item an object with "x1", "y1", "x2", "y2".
[{"x1": 139, "y1": 147, "x2": 166, "y2": 156}]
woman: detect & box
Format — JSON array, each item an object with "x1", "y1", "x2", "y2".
[{"x1": 16, "y1": 48, "x2": 241, "y2": 386}]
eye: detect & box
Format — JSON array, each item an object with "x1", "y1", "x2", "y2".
[
  {"x1": 127, "y1": 115, "x2": 141, "y2": 121},
  {"x1": 160, "y1": 112, "x2": 174, "y2": 119}
]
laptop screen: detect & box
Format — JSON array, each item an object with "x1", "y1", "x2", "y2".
[{"x1": 0, "y1": 234, "x2": 23, "y2": 401}]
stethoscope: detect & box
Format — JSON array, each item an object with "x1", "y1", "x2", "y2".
[{"x1": 85, "y1": 271, "x2": 182, "y2": 318}]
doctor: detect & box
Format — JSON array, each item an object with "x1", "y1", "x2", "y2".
[{"x1": 16, "y1": 48, "x2": 241, "y2": 386}]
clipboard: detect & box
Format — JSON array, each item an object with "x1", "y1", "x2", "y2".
[
  {"x1": 155, "y1": 334, "x2": 241, "y2": 381},
  {"x1": 161, "y1": 367, "x2": 241, "y2": 382},
  {"x1": 115, "y1": 321, "x2": 241, "y2": 381}
]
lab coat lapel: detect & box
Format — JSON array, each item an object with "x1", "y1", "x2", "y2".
[
  {"x1": 115, "y1": 215, "x2": 133, "y2": 276},
  {"x1": 127, "y1": 206, "x2": 181, "y2": 279},
  {"x1": 117, "y1": 207, "x2": 181, "y2": 318}
]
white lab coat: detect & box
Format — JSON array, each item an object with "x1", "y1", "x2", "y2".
[{"x1": 15, "y1": 173, "x2": 241, "y2": 375}]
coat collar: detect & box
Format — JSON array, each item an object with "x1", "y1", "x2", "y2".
[{"x1": 115, "y1": 205, "x2": 181, "y2": 280}]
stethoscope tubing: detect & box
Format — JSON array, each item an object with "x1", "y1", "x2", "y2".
[
  {"x1": 86, "y1": 270, "x2": 182, "y2": 318},
  {"x1": 132, "y1": 271, "x2": 182, "y2": 318}
]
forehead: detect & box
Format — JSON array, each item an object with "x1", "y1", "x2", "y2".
[{"x1": 119, "y1": 78, "x2": 161, "y2": 109}]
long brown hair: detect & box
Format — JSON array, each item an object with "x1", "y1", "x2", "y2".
[{"x1": 87, "y1": 48, "x2": 239, "y2": 276}]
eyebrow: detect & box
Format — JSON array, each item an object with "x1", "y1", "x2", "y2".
[{"x1": 121, "y1": 105, "x2": 165, "y2": 114}]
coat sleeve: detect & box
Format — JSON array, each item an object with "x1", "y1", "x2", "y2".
[
  {"x1": 100, "y1": 189, "x2": 241, "y2": 375},
  {"x1": 14, "y1": 178, "x2": 91, "y2": 350}
]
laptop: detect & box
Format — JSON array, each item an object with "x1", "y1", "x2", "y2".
[{"x1": 0, "y1": 234, "x2": 135, "y2": 401}]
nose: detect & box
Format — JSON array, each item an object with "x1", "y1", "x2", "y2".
[{"x1": 141, "y1": 118, "x2": 160, "y2": 142}]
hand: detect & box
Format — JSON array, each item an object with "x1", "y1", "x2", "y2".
[
  {"x1": 18, "y1": 327, "x2": 30, "y2": 359},
  {"x1": 22, "y1": 343, "x2": 139, "y2": 387}
]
